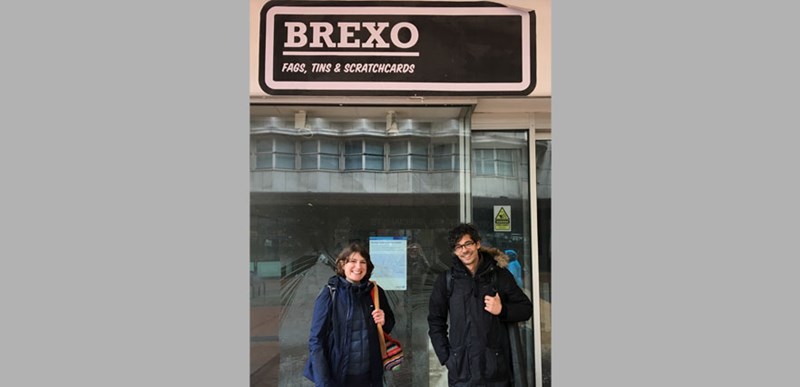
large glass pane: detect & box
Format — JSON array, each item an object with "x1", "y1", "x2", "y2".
[{"x1": 251, "y1": 105, "x2": 467, "y2": 387}]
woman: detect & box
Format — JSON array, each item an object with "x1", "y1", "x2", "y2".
[{"x1": 303, "y1": 242, "x2": 396, "y2": 387}]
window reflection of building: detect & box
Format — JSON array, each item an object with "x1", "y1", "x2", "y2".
[{"x1": 252, "y1": 132, "x2": 529, "y2": 186}]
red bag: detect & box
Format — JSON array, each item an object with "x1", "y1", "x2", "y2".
[{"x1": 370, "y1": 282, "x2": 404, "y2": 371}]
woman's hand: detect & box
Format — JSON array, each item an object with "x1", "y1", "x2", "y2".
[{"x1": 371, "y1": 308, "x2": 385, "y2": 326}]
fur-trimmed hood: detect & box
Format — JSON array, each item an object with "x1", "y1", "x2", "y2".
[{"x1": 480, "y1": 246, "x2": 509, "y2": 268}]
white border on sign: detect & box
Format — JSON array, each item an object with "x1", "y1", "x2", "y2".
[{"x1": 263, "y1": 6, "x2": 531, "y2": 92}]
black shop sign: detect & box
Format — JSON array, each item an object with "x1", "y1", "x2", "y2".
[{"x1": 259, "y1": 1, "x2": 536, "y2": 96}]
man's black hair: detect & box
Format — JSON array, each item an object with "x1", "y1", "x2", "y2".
[{"x1": 447, "y1": 223, "x2": 482, "y2": 249}]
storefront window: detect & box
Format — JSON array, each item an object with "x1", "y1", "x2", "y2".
[
  {"x1": 251, "y1": 105, "x2": 467, "y2": 387},
  {"x1": 250, "y1": 105, "x2": 549, "y2": 387}
]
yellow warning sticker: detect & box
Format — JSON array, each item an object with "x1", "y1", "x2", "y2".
[{"x1": 494, "y1": 206, "x2": 511, "y2": 232}]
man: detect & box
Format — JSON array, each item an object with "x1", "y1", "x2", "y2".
[{"x1": 428, "y1": 223, "x2": 533, "y2": 387}]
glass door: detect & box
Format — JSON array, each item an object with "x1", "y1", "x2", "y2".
[{"x1": 469, "y1": 130, "x2": 544, "y2": 387}]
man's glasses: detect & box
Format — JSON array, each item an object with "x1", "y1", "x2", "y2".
[{"x1": 453, "y1": 240, "x2": 476, "y2": 252}]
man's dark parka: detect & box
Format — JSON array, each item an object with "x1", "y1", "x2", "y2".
[{"x1": 428, "y1": 247, "x2": 533, "y2": 387}]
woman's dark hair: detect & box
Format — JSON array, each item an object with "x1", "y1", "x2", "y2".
[
  {"x1": 448, "y1": 223, "x2": 482, "y2": 249},
  {"x1": 334, "y1": 242, "x2": 375, "y2": 278}
]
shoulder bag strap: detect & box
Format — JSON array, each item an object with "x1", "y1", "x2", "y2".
[{"x1": 370, "y1": 281, "x2": 388, "y2": 357}]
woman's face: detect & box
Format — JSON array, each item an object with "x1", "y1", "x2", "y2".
[{"x1": 343, "y1": 252, "x2": 368, "y2": 283}]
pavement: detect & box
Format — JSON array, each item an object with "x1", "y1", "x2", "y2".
[{"x1": 251, "y1": 278, "x2": 281, "y2": 386}]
